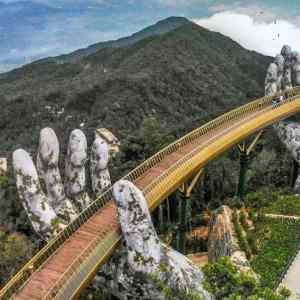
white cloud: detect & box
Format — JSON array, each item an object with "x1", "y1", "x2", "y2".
[
  {"x1": 154, "y1": 0, "x2": 210, "y2": 7},
  {"x1": 194, "y1": 11, "x2": 300, "y2": 56},
  {"x1": 208, "y1": 4, "x2": 228, "y2": 13}
]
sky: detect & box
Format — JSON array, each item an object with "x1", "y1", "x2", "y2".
[{"x1": 0, "y1": 0, "x2": 300, "y2": 72}]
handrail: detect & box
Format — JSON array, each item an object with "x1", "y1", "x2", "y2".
[{"x1": 2, "y1": 87, "x2": 300, "y2": 299}]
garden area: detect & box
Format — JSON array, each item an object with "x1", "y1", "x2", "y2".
[
  {"x1": 250, "y1": 215, "x2": 300, "y2": 289},
  {"x1": 239, "y1": 188, "x2": 300, "y2": 289}
]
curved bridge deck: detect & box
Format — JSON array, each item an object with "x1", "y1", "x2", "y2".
[{"x1": 2, "y1": 88, "x2": 300, "y2": 299}]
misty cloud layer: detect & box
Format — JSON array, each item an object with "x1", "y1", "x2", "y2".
[
  {"x1": 0, "y1": 0, "x2": 300, "y2": 72},
  {"x1": 195, "y1": 12, "x2": 300, "y2": 56}
]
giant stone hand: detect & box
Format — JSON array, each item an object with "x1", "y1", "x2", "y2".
[
  {"x1": 13, "y1": 127, "x2": 111, "y2": 239},
  {"x1": 265, "y1": 45, "x2": 300, "y2": 194},
  {"x1": 265, "y1": 54, "x2": 284, "y2": 95},
  {"x1": 97, "y1": 180, "x2": 213, "y2": 300}
]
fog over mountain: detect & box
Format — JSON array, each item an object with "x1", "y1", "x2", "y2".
[
  {"x1": 0, "y1": 0, "x2": 176, "y2": 72},
  {"x1": 1, "y1": 0, "x2": 299, "y2": 73}
]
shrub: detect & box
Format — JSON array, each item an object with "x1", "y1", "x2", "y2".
[
  {"x1": 250, "y1": 217, "x2": 300, "y2": 288},
  {"x1": 203, "y1": 257, "x2": 289, "y2": 300},
  {"x1": 0, "y1": 230, "x2": 35, "y2": 286},
  {"x1": 232, "y1": 209, "x2": 251, "y2": 259},
  {"x1": 240, "y1": 211, "x2": 249, "y2": 231}
]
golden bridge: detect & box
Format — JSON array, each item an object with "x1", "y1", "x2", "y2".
[{"x1": 2, "y1": 87, "x2": 300, "y2": 300}]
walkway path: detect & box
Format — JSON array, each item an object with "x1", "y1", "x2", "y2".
[
  {"x1": 265, "y1": 214, "x2": 300, "y2": 220},
  {"x1": 281, "y1": 251, "x2": 300, "y2": 299}
]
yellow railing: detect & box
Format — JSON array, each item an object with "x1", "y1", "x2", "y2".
[{"x1": 1, "y1": 87, "x2": 300, "y2": 299}]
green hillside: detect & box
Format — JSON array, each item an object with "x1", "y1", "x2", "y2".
[{"x1": 0, "y1": 21, "x2": 271, "y2": 153}]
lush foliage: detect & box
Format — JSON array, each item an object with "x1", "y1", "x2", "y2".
[
  {"x1": 250, "y1": 216, "x2": 300, "y2": 288},
  {"x1": 262, "y1": 194, "x2": 300, "y2": 216},
  {"x1": 0, "y1": 173, "x2": 32, "y2": 234},
  {"x1": 245, "y1": 188, "x2": 294, "y2": 211},
  {"x1": 0, "y1": 229, "x2": 35, "y2": 287},
  {"x1": 232, "y1": 209, "x2": 252, "y2": 259},
  {"x1": 0, "y1": 22, "x2": 270, "y2": 155},
  {"x1": 203, "y1": 257, "x2": 291, "y2": 300},
  {"x1": 110, "y1": 116, "x2": 174, "y2": 180},
  {"x1": 150, "y1": 262, "x2": 207, "y2": 300}
]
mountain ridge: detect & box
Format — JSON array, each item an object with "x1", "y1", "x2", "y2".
[
  {"x1": 16, "y1": 16, "x2": 192, "y2": 66},
  {"x1": 0, "y1": 20, "x2": 271, "y2": 155}
]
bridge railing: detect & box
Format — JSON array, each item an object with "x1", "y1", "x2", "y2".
[{"x1": 2, "y1": 87, "x2": 300, "y2": 299}]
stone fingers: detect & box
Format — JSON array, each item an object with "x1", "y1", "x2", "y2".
[
  {"x1": 37, "y1": 128, "x2": 77, "y2": 222},
  {"x1": 113, "y1": 180, "x2": 161, "y2": 273},
  {"x1": 65, "y1": 129, "x2": 90, "y2": 211},
  {"x1": 13, "y1": 149, "x2": 65, "y2": 239},
  {"x1": 90, "y1": 136, "x2": 111, "y2": 197}
]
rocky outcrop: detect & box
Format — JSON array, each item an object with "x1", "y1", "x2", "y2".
[{"x1": 207, "y1": 205, "x2": 251, "y2": 273}]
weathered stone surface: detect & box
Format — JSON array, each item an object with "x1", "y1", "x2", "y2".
[
  {"x1": 95, "y1": 180, "x2": 213, "y2": 300},
  {"x1": 281, "y1": 45, "x2": 293, "y2": 90},
  {"x1": 265, "y1": 54, "x2": 284, "y2": 95},
  {"x1": 37, "y1": 128, "x2": 77, "y2": 222},
  {"x1": 65, "y1": 129, "x2": 90, "y2": 210},
  {"x1": 13, "y1": 149, "x2": 65, "y2": 239},
  {"x1": 90, "y1": 136, "x2": 111, "y2": 197},
  {"x1": 207, "y1": 205, "x2": 251, "y2": 273},
  {"x1": 292, "y1": 51, "x2": 300, "y2": 86},
  {"x1": 265, "y1": 45, "x2": 300, "y2": 194},
  {"x1": 274, "y1": 121, "x2": 300, "y2": 193},
  {"x1": 96, "y1": 128, "x2": 120, "y2": 154}
]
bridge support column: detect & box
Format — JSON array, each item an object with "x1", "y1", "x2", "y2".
[
  {"x1": 236, "y1": 131, "x2": 263, "y2": 201},
  {"x1": 176, "y1": 169, "x2": 204, "y2": 253},
  {"x1": 237, "y1": 150, "x2": 248, "y2": 201}
]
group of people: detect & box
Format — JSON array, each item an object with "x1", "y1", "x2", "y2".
[{"x1": 265, "y1": 45, "x2": 300, "y2": 106}]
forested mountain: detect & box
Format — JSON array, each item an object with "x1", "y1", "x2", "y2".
[
  {"x1": 49, "y1": 16, "x2": 191, "y2": 63},
  {"x1": 0, "y1": 18, "x2": 271, "y2": 154}
]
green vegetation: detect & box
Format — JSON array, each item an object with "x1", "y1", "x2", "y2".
[
  {"x1": 110, "y1": 116, "x2": 174, "y2": 180},
  {"x1": 238, "y1": 189, "x2": 300, "y2": 288},
  {"x1": 0, "y1": 21, "x2": 270, "y2": 154},
  {"x1": 245, "y1": 188, "x2": 295, "y2": 211},
  {"x1": 152, "y1": 273, "x2": 205, "y2": 300},
  {"x1": 0, "y1": 229, "x2": 35, "y2": 287},
  {"x1": 262, "y1": 194, "x2": 300, "y2": 216},
  {"x1": 0, "y1": 173, "x2": 32, "y2": 234},
  {"x1": 232, "y1": 209, "x2": 252, "y2": 259},
  {"x1": 239, "y1": 210, "x2": 259, "y2": 255},
  {"x1": 250, "y1": 215, "x2": 300, "y2": 288},
  {"x1": 203, "y1": 257, "x2": 291, "y2": 300}
]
